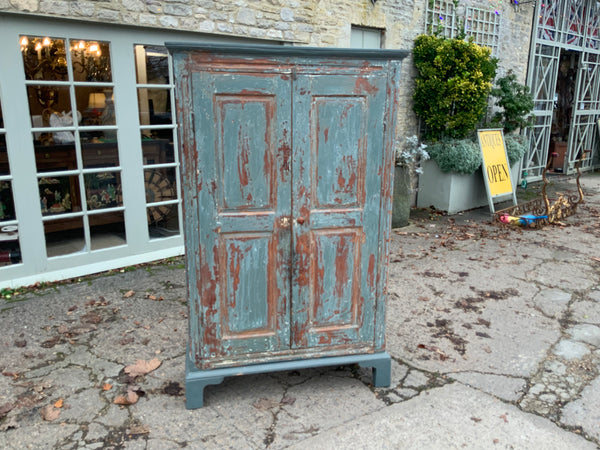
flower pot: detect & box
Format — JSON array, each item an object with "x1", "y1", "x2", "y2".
[
  {"x1": 392, "y1": 165, "x2": 411, "y2": 228},
  {"x1": 416, "y1": 159, "x2": 489, "y2": 214}
]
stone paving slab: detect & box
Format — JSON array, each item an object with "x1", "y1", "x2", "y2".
[
  {"x1": 288, "y1": 383, "x2": 596, "y2": 450},
  {"x1": 0, "y1": 174, "x2": 599, "y2": 448}
]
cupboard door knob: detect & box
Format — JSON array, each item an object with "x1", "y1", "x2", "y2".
[{"x1": 296, "y1": 217, "x2": 305, "y2": 225}]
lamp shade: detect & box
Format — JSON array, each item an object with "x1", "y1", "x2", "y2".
[{"x1": 88, "y1": 92, "x2": 106, "y2": 109}]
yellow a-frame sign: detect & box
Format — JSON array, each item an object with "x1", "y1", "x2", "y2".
[{"x1": 477, "y1": 129, "x2": 518, "y2": 213}]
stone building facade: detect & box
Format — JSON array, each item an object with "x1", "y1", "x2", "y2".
[
  {"x1": 0, "y1": 1, "x2": 535, "y2": 287},
  {"x1": 1, "y1": 0, "x2": 536, "y2": 137}
]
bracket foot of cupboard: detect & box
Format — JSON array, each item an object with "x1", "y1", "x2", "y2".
[{"x1": 185, "y1": 351, "x2": 391, "y2": 409}]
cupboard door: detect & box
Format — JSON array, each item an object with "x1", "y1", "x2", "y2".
[
  {"x1": 291, "y1": 71, "x2": 388, "y2": 349},
  {"x1": 191, "y1": 71, "x2": 292, "y2": 363}
]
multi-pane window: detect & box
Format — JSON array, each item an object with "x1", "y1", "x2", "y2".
[
  {"x1": 425, "y1": 1, "x2": 501, "y2": 56},
  {"x1": 0, "y1": 96, "x2": 21, "y2": 266},
  {"x1": 134, "y1": 45, "x2": 180, "y2": 239},
  {"x1": 21, "y1": 35, "x2": 125, "y2": 256},
  {"x1": 350, "y1": 26, "x2": 383, "y2": 49}
]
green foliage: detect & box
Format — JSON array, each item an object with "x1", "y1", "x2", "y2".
[
  {"x1": 504, "y1": 133, "x2": 529, "y2": 166},
  {"x1": 412, "y1": 34, "x2": 498, "y2": 141},
  {"x1": 426, "y1": 138, "x2": 482, "y2": 174},
  {"x1": 489, "y1": 71, "x2": 534, "y2": 133}
]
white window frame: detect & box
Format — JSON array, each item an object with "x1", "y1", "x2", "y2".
[{"x1": 0, "y1": 13, "x2": 257, "y2": 288}]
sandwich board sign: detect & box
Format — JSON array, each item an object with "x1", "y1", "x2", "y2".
[{"x1": 477, "y1": 129, "x2": 518, "y2": 213}]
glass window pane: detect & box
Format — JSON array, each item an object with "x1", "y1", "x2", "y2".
[
  {"x1": 77, "y1": 86, "x2": 115, "y2": 127},
  {"x1": 0, "y1": 136, "x2": 7, "y2": 177},
  {"x1": 141, "y1": 130, "x2": 174, "y2": 164},
  {"x1": 144, "y1": 168, "x2": 177, "y2": 204},
  {"x1": 90, "y1": 211, "x2": 126, "y2": 250},
  {"x1": 138, "y1": 88, "x2": 172, "y2": 126},
  {"x1": 20, "y1": 36, "x2": 68, "y2": 81},
  {"x1": 85, "y1": 171, "x2": 122, "y2": 210},
  {"x1": 148, "y1": 205, "x2": 179, "y2": 238},
  {"x1": 82, "y1": 141, "x2": 119, "y2": 169},
  {"x1": 0, "y1": 225, "x2": 21, "y2": 266},
  {"x1": 0, "y1": 97, "x2": 3, "y2": 127},
  {"x1": 70, "y1": 40, "x2": 112, "y2": 82},
  {"x1": 0, "y1": 181, "x2": 16, "y2": 221},
  {"x1": 34, "y1": 137, "x2": 77, "y2": 173},
  {"x1": 39, "y1": 175, "x2": 81, "y2": 215},
  {"x1": 44, "y1": 217, "x2": 85, "y2": 257},
  {"x1": 28, "y1": 85, "x2": 73, "y2": 130},
  {"x1": 135, "y1": 45, "x2": 170, "y2": 85}
]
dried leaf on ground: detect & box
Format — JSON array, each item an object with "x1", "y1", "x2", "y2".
[
  {"x1": 0, "y1": 402, "x2": 14, "y2": 418},
  {"x1": 253, "y1": 398, "x2": 280, "y2": 410},
  {"x1": 41, "y1": 404, "x2": 61, "y2": 421},
  {"x1": 102, "y1": 383, "x2": 113, "y2": 391},
  {"x1": 0, "y1": 416, "x2": 19, "y2": 431},
  {"x1": 123, "y1": 290, "x2": 135, "y2": 298},
  {"x1": 128, "y1": 425, "x2": 150, "y2": 436},
  {"x1": 124, "y1": 358, "x2": 161, "y2": 377},
  {"x1": 54, "y1": 398, "x2": 63, "y2": 408},
  {"x1": 114, "y1": 388, "x2": 139, "y2": 406},
  {"x1": 417, "y1": 343, "x2": 449, "y2": 361}
]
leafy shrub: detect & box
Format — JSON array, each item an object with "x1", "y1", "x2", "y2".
[
  {"x1": 489, "y1": 71, "x2": 534, "y2": 133},
  {"x1": 413, "y1": 34, "x2": 498, "y2": 140},
  {"x1": 425, "y1": 138, "x2": 482, "y2": 175},
  {"x1": 504, "y1": 134, "x2": 529, "y2": 166}
]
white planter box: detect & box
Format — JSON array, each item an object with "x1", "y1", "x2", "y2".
[
  {"x1": 417, "y1": 160, "x2": 487, "y2": 214},
  {"x1": 417, "y1": 160, "x2": 520, "y2": 214}
]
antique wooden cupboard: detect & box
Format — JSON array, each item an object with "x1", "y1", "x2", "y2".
[{"x1": 168, "y1": 43, "x2": 407, "y2": 408}]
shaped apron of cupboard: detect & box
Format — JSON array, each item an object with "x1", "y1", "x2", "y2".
[{"x1": 167, "y1": 43, "x2": 407, "y2": 408}]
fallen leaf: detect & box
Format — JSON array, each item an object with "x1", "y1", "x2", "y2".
[
  {"x1": 1, "y1": 370, "x2": 19, "y2": 379},
  {"x1": 417, "y1": 343, "x2": 449, "y2": 361},
  {"x1": 124, "y1": 358, "x2": 161, "y2": 377},
  {"x1": 102, "y1": 383, "x2": 113, "y2": 391},
  {"x1": 281, "y1": 395, "x2": 296, "y2": 405},
  {"x1": 0, "y1": 416, "x2": 19, "y2": 431},
  {"x1": 471, "y1": 417, "x2": 482, "y2": 422},
  {"x1": 253, "y1": 398, "x2": 279, "y2": 410},
  {"x1": 14, "y1": 340, "x2": 27, "y2": 348},
  {"x1": 128, "y1": 425, "x2": 150, "y2": 435},
  {"x1": 499, "y1": 413, "x2": 508, "y2": 423},
  {"x1": 114, "y1": 389, "x2": 139, "y2": 406},
  {"x1": 41, "y1": 404, "x2": 61, "y2": 421},
  {"x1": 54, "y1": 398, "x2": 63, "y2": 408},
  {"x1": 123, "y1": 290, "x2": 135, "y2": 298},
  {"x1": 0, "y1": 402, "x2": 14, "y2": 418}
]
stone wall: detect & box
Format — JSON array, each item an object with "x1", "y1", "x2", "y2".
[{"x1": 0, "y1": 0, "x2": 535, "y2": 147}]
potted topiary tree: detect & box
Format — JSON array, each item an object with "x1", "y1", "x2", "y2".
[{"x1": 412, "y1": 34, "x2": 499, "y2": 213}]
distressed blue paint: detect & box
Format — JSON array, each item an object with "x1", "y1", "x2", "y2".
[
  {"x1": 168, "y1": 44, "x2": 406, "y2": 407},
  {"x1": 315, "y1": 97, "x2": 365, "y2": 207},
  {"x1": 219, "y1": 98, "x2": 272, "y2": 210},
  {"x1": 223, "y1": 235, "x2": 270, "y2": 334},
  {"x1": 311, "y1": 231, "x2": 358, "y2": 327},
  {"x1": 292, "y1": 72, "x2": 387, "y2": 349}
]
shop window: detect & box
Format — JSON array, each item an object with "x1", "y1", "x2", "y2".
[
  {"x1": 134, "y1": 44, "x2": 181, "y2": 239},
  {"x1": 21, "y1": 35, "x2": 125, "y2": 256},
  {"x1": 0, "y1": 97, "x2": 22, "y2": 266}
]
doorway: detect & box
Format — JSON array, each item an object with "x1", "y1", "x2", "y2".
[{"x1": 549, "y1": 49, "x2": 580, "y2": 172}]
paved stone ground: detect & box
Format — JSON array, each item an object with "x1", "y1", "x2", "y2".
[{"x1": 0, "y1": 173, "x2": 599, "y2": 449}]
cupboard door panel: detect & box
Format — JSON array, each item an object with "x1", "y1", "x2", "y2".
[
  {"x1": 292, "y1": 72, "x2": 388, "y2": 349},
  {"x1": 190, "y1": 71, "x2": 292, "y2": 364}
]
